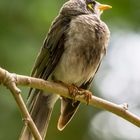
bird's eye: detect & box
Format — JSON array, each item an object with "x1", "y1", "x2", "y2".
[
  {"x1": 86, "y1": 0, "x2": 96, "y2": 12},
  {"x1": 87, "y1": 3, "x2": 94, "y2": 11}
]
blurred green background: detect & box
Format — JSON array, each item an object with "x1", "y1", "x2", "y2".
[{"x1": 0, "y1": 0, "x2": 140, "y2": 140}]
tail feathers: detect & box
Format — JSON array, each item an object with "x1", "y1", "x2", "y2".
[
  {"x1": 57, "y1": 97, "x2": 80, "y2": 131},
  {"x1": 19, "y1": 92, "x2": 58, "y2": 140}
]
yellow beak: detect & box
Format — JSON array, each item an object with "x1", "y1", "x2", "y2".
[{"x1": 98, "y1": 4, "x2": 112, "y2": 11}]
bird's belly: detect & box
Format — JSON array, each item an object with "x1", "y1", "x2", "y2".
[{"x1": 52, "y1": 47, "x2": 100, "y2": 87}]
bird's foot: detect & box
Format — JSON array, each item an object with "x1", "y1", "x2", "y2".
[
  {"x1": 78, "y1": 89, "x2": 92, "y2": 105},
  {"x1": 68, "y1": 84, "x2": 92, "y2": 105},
  {"x1": 54, "y1": 80, "x2": 92, "y2": 105},
  {"x1": 53, "y1": 80, "x2": 79, "y2": 98},
  {"x1": 67, "y1": 84, "x2": 80, "y2": 98}
]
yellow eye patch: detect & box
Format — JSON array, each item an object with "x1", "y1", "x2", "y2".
[{"x1": 88, "y1": 3, "x2": 94, "y2": 11}]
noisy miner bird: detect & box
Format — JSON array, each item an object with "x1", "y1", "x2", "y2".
[{"x1": 20, "y1": 0, "x2": 111, "y2": 139}]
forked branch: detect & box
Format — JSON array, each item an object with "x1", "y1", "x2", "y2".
[{"x1": 0, "y1": 67, "x2": 140, "y2": 140}]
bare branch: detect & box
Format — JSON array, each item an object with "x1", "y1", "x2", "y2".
[
  {"x1": 0, "y1": 68, "x2": 42, "y2": 140},
  {"x1": 0, "y1": 67, "x2": 140, "y2": 139}
]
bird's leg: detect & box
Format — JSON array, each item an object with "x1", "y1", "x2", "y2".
[
  {"x1": 54, "y1": 80, "x2": 92, "y2": 105},
  {"x1": 67, "y1": 84, "x2": 79, "y2": 98},
  {"x1": 68, "y1": 85, "x2": 92, "y2": 105},
  {"x1": 54, "y1": 80, "x2": 79, "y2": 99},
  {"x1": 77, "y1": 88, "x2": 92, "y2": 105}
]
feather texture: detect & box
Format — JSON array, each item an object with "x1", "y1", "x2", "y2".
[{"x1": 19, "y1": 0, "x2": 110, "y2": 139}]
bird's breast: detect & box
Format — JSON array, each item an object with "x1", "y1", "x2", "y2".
[{"x1": 52, "y1": 14, "x2": 110, "y2": 86}]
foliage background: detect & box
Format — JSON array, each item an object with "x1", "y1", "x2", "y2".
[{"x1": 0, "y1": 0, "x2": 140, "y2": 140}]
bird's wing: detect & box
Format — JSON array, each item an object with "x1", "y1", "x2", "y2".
[
  {"x1": 31, "y1": 15, "x2": 71, "y2": 80},
  {"x1": 28, "y1": 15, "x2": 71, "y2": 95},
  {"x1": 20, "y1": 15, "x2": 72, "y2": 139}
]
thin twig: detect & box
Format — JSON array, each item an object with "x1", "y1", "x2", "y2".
[
  {"x1": 0, "y1": 68, "x2": 42, "y2": 140},
  {"x1": 0, "y1": 67, "x2": 140, "y2": 140}
]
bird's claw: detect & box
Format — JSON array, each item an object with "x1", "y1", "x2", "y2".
[
  {"x1": 78, "y1": 89, "x2": 92, "y2": 105},
  {"x1": 68, "y1": 84, "x2": 79, "y2": 98},
  {"x1": 68, "y1": 85, "x2": 92, "y2": 105},
  {"x1": 55, "y1": 81, "x2": 92, "y2": 105}
]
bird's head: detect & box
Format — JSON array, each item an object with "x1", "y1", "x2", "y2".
[
  {"x1": 86, "y1": 0, "x2": 112, "y2": 17},
  {"x1": 60, "y1": 0, "x2": 112, "y2": 18}
]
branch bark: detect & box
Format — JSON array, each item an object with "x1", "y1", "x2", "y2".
[
  {"x1": 0, "y1": 67, "x2": 140, "y2": 139},
  {"x1": 0, "y1": 68, "x2": 42, "y2": 140}
]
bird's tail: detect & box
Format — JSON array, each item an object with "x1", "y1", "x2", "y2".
[
  {"x1": 19, "y1": 91, "x2": 59, "y2": 140},
  {"x1": 57, "y1": 97, "x2": 80, "y2": 131}
]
